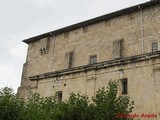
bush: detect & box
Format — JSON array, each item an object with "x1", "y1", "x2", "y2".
[
  {"x1": 0, "y1": 87, "x2": 24, "y2": 120},
  {"x1": 0, "y1": 81, "x2": 134, "y2": 120}
]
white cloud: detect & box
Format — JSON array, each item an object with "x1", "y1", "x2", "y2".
[
  {"x1": 10, "y1": 0, "x2": 56, "y2": 8},
  {"x1": 27, "y1": 0, "x2": 56, "y2": 8},
  {"x1": 0, "y1": 63, "x2": 21, "y2": 92},
  {"x1": 0, "y1": 33, "x2": 26, "y2": 92},
  {"x1": 83, "y1": 0, "x2": 149, "y2": 17},
  {"x1": 11, "y1": 44, "x2": 27, "y2": 58}
]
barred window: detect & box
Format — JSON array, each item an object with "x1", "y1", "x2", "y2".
[
  {"x1": 152, "y1": 42, "x2": 158, "y2": 52},
  {"x1": 90, "y1": 55, "x2": 97, "y2": 64}
]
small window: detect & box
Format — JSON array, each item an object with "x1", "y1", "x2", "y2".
[
  {"x1": 65, "y1": 52, "x2": 74, "y2": 69},
  {"x1": 90, "y1": 55, "x2": 97, "y2": 64},
  {"x1": 56, "y1": 91, "x2": 62, "y2": 102},
  {"x1": 39, "y1": 37, "x2": 50, "y2": 54},
  {"x1": 121, "y1": 79, "x2": 128, "y2": 95},
  {"x1": 152, "y1": 42, "x2": 158, "y2": 52},
  {"x1": 113, "y1": 39, "x2": 123, "y2": 59}
]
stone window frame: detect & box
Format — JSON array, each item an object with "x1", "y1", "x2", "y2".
[
  {"x1": 56, "y1": 91, "x2": 63, "y2": 102},
  {"x1": 89, "y1": 54, "x2": 97, "y2": 64},
  {"x1": 152, "y1": 42, "x2": 158, "y2": 52},
  {"x1": 65, "y1": 51, "x2": 74, "y2": 69},
  {"x1": 39, "y1": 37, "x2": 50, "y2": 55},
  {"x1": 120, "y1": 78, "x2": 128, "y2": 95},
  {"x1": 112, "y1": 39, "x2": 123, "y2": 59}
]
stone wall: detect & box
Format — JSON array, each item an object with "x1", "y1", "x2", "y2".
[
  {"x1": 25, "y1": 5, "x2": 160, "y2": 77},
  {"x1": 30, "y1": 57, "x2": 160, "y2": 119},
  {"x1": 18, "y1": 3, "x2": 160, "y2": 119}
]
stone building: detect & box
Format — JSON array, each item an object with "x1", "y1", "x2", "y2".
[{"x1": 18, "y1": 0, "x2": 160, "y2": 119}]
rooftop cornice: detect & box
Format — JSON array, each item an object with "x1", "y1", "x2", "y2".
[
  {"x1": 23, "y1": 0, "x2": 160, "y2": 44},
  {"x1": 29, "y1": 51, "x2": 160, "y2": 81}
]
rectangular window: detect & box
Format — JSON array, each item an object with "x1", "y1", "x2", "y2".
[
  {"x1": 121, "y1": 79, "x2": 128, "y2": 95},
  {"x1": 39, "y1": 37, "x2": 50, "y2": 54},
  {"x1": 113, "y1": 39, "x2": 123, "y2": 59},
  {"x1": 152, "y1": 42, "x2": 158, "y2": 52},
  {"x1": 90, "y1": 55, "x2": 97, "y2": 64},
  {"x1": 56, "y1": 91, "x2": 63, "y2": 102},
  {"x1": 65, "y1": 51, "x2": 74, "y2": 69}
]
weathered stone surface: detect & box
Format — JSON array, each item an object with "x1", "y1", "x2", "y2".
[{"x1": 18, "y1": 2, "x2": 160, "y2": 119}]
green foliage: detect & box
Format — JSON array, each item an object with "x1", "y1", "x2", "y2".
[
  {"x1": 92, "y1": 81, "x2": 134, "y2": 120},
  {"x1": 60, "y1": 93, "x2": 91, "y2": 120},
  {"x1": 0, "y1": 87, "x2": 25, "y2": 120},
  {"x1": 23, "y1": 93, "x2": 57, "y2": 120},
  {"x1": 0, "y1": 81, "x2": 134, "y2": 120}
]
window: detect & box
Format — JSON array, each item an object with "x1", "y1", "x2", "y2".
[
  {"x1": 113, "y1": 39, "x2": 123, "y2": 59},
  {"x1": 56, "y1": 91, "x2": 63, "y2": 102},
  {"x1": 65, "y1": 51, "x2": 74, "y2": 69},
  {"x1": 152, "y1": 42, "x2": 158, "y2": 52},
  {"x1": 121, "y1": 79, "x2": 128, "y2": 95},
  {"x1": 90, "y1": 55, "x2": 97, "y2": 64},
  {"x1": 39, "y1": 37, "x2": 50, "y2": 54}
]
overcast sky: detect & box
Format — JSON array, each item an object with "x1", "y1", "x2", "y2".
[{"x1": 0, "y1": 0, "x2": 149, "y2": 92}]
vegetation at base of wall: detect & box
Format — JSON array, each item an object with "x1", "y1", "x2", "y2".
[{"x1": 0, "y1": 81, "x2": 134, "y2": 120}]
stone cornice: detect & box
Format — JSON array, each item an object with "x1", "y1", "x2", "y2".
[{"x1": 30, "y1": 51, "x2": 160, "y2": 81}]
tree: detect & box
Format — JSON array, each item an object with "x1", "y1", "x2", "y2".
[
  {"x1": 52, "y1": 80, "x2": 134, "y2": 120},
  {"x1": 92, "y1": 81, "x2": 134, "y2": 120},
  {"x1": 0, "y1": 87, "x2": 24, "y2": 120},
  {"x1": 0, "y1": 81, "x2": 134, "y2": 120},
  {"x1": 59, "y1": 93, "x2": 91, "y2": 120}
]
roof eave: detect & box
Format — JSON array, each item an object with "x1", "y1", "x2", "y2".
[{"x1": 23, "y1": 0, "x2": 160, "y2": 44}]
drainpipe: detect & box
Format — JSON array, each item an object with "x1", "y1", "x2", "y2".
[{"x1": 138, "y1": 5, "x2": 144, "y2": 54}]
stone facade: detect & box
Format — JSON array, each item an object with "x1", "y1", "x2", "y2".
[{"x1": 18, "y1": 1, "x2": 160, "y2": 119}]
